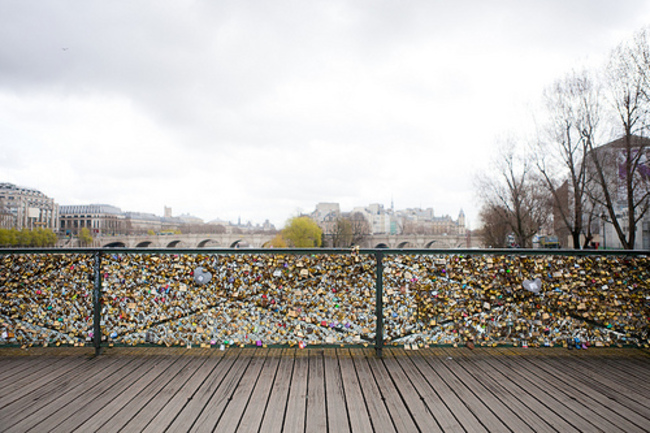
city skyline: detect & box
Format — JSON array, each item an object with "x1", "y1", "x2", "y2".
[
  {"x1": 2, "y1": 179, "x2": 465, "y2": 230},
  {"x1": 2, "y1": 2, "x2": 649, "y2": 230}
]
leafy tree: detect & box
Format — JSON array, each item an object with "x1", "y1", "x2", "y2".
[
  {"x1": 17, "y1": 229, "x2": 31, "y2": 247},
  {"x1": 269, "y1": 234, "x2": 288, "y2": 248},
  {"x1": 0, "y1": 228, "x2": 57, "y2": 247},
  {"x1": 78, "y1": 227, "x2": 93, "y2": 246},
  {"x1": 282, "y1": 216, "x2": 322, "y2": 247}
]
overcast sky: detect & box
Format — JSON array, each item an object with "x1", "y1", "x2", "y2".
[{"x1": 1, "y1": 1, "x2": 649, "y2": 229}]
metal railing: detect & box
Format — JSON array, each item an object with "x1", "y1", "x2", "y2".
[{"x1": 1, "y1": 248, "x2": 649, "y2": 356}]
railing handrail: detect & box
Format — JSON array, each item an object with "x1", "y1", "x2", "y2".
[{"x1": 2, "y1": 247, "x2": 649, "y2": 256}]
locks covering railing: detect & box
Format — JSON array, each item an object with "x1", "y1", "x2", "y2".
[{"x1": 1, "y1": 248, "x2": 649, "y2": 356}]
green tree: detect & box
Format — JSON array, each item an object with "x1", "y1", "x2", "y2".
[
  {"x1": 0, "y1": 229, "x2": 15, "y2": 246},
  {"x1": 282, "y1": 216, "x2": 322, "y2": 248},
  {"x1": 17, "y1": 229, "x2": 32, "y2": 247},
  {"x1": 0, "y1": 228, "x2": 58, "y2": 247},
  {"x1": 269, "y1": 233, "x2": 288, "y2": 248},
  {"x1": 78, "y1": 227, "x2": 93, "y2": 246}
]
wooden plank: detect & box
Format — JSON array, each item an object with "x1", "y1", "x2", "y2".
[
  {"x1": 586, "y1": 357, "x2": 650, "y2": 394},
  {"x1": 515, "y1": 352, "x2": 650, "y2": 432},
  {"x1": 0, "y1": 356, "x2": 69, "y2": 389},
  {"x1": 519, "y1": 348, "x2": 650, "y2": 394},
  {"x1": 5, "y1": 356, "x2": 145, "y2": 433},
  {"x1": 0, "y1": 356, "x2": 126, "y2": 429},
  {"x1": 488, "y1": 351, "x2": 617, "y2": 432},
  {"x1": 355, "y1": 349, "x2": 403, "y2": 433},
  {"x1": 337, "y1": 348, "x2": 373, "y2": 433},
  {"x1": 428, "y1": 348, "x2": 512, "y2": 432},
  {"x1": 102, "y1": 356, "x2": 207, "y2": 432},
  {"x1": 393, "y1": 350, "x2": 464, "y2": 433},
  {"x1": 162, "y1": 348, "x2": 244, "y2": 432},
  {"x1": 50, "y1": 355, "x2": 182, "y2": 433},
  {"x1": 548, "y1": 353, "x2": 650, "y2": 403},
  {"x1": 450, "y1": 348, "x2": 566, "y2": 433},
  {"x1": 17, "y1": 354, "x2": 158, "y2": 433},
  {"x1": 282, "y1": 347, "x2": 308, "y2": 433},
  {"x1": 322, "y1": 348, "x2": 350, "y2": 433},
  {"x1": 499, "y1": 347, "x2": 647, "y2": 432},
  {"x1": 543, "y1": 356, "x2": 650, "y2": 413},
  {"x1": 380, "y1": 349, "x2": 443, "y2": 432},
  {"x1": 437, "y1": 347, "x2": 535, "y2": 433},
  {"x1": 258, "y1": 348, "x2": 295, "y2": 433},
  {"x1": 0, "y1": 356, "x2": 100, "y2": 406},
  {"x1": 185, "y1": 348, "x2": 254, "y2": 432},
  {"x1": 73, "y1": 355, "x2": 201, "y2": 433},
  {"x1": 410, "y1": 350, "x2": 488, "y2": 433},
  {"x1": 305, "y1": 349, "x2": 327, "y2": 433},
  {"x1": 467, "y1": 349, "x2": 582, "y2": 433},
  {"x1": 211, "y1": 348, "x2": 270, "y2": 432},
  {"x1": 236, "y1": 348, "x2": 281, "y2": 432},
  {"x1": 139, "y1": 351, "x2": 229, "y2": 433}
]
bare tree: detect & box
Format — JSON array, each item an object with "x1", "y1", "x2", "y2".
[
  {"x1": 535, "y1": 70, "x2": 601, "y2": 248},
  {"x1": 587, "y1": 27, "x2": 650, "y2": 249},
  {"x1": 477, "y1": 203, "x2": 510, "y2": 247},
  {"x1": 328, "y1": 212, "x2": 370, "y2": 247},
  {"x1": 348, "y1": 211, "x2": 371, "y2": 246},
  {"x1": 329, "y1": 217, "x2": 352, "y2": 247},
  {"x1": 477, "y1": 139, "x2": 551, "y2": 248}
]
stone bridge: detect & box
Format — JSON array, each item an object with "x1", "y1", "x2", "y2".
[{"x1": 57, "y1": 233, "x2": 470, "y2": 249}]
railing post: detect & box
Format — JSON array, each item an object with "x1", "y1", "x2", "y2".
[
  {"x1": 93, "y1": 251, "x2": 103, "y2": 356},
  {"x1": 374, "y1": 251, "x2": 384, "y2": 358}
]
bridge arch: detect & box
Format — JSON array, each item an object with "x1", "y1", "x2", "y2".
[
  {"x1": 230, "y1": 239, "x2": 251, "y2": 248},
  {"x1": 136, "y1": 241, "x2": 153, "y2": 248},
  {"x1": 198, "y1": 239, "x2": 220, "y2": 248},
  {"x1": 374, "y1": 243, "x2": 389, "y2": 248},
  {"x1": 397, "y1": 241, "x2": 413, "y2": 248},
  {"x1": 104, "y1": 241, "x2": 126, "y2": 248},
  {"x1": 425, "y1": 240, "x2": 438, "y2": 248},
  {"x1": 166, "y1": 240, "x2": 184, "y2": 248}
]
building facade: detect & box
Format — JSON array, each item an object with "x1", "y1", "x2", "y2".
[
  {"x1": 0, "y1": 183, "x2": 58, "y2": 231},
  {"x1": 60, "y1": 204, "x2": 125, "y2": 236}
]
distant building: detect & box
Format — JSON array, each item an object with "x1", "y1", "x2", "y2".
[
  {"x1": 125, "y1": 211, "x2": 166, "y2": 235},
  {"x1": 352, "y1": 203, "x2": 392, "y2": 235},
  {"x1": 0, "y1": 182, "x2": 58, "y2": 231},
  {"x1": 311, "y1": 203, "x2": 342, "y2": 235},
  {"x1": 60, "y1": 204, "x2": 124, "y2": 236},
  {"x1": 589, "y1": 135, "x2": 650, "y2": 249},
  {"x1": 177, "y1": 213, "x2": 204, "y2": 224},
  {"x1": 397, "y1": 208, "x2": 466, "y2": 236},
  {"x1": 554, "y1": 135, "x2": 650, "y2": 249},
  {"x1": 310, "y1": 202, "x2": 466, "y2": 237}
]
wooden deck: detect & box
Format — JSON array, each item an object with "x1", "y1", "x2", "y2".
[{"x1": 0, "y1": 347, "x2": 649, "y2": 432}]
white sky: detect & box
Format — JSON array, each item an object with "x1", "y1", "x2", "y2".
[{"x1": 1, "y1": 1, "x2": 649, "y2": 229}]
